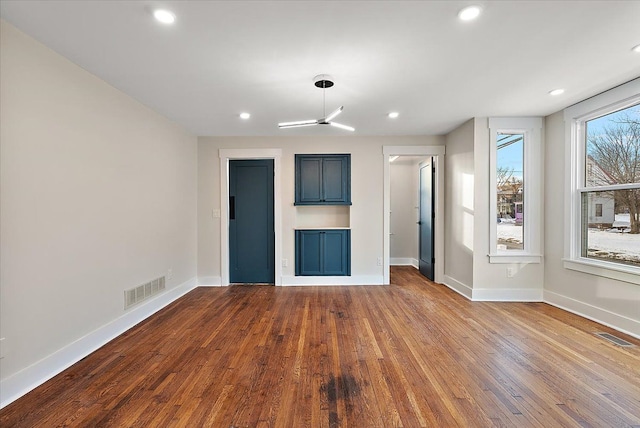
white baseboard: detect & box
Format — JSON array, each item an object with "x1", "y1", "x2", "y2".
[
  {"x1": 198, "y1": 276, "x2": 222, "y2": 286},
  {"x1": 281, "y1": 275, "x2": 384, "y2": 286},
  {"x1": 472, "y1": 288, "x2": 543, "y2": 302},
  {"x1": 544, "y1": 290, "x2": 640, "y2": 339},
  {"x1": 390, "y1": 258, "x2": 419, "y2": 268},
  {"x1": 0, "y1": 277, "x2": 198, "y2": 409},
  {"x1": 442, "y1": 275, "x2": 473, "y2": 299}
]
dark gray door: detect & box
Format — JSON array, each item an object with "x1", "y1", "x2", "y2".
[
  {"x1": 419, "y1": 161, "x2": 434, "y2": 280},
  {"x1": 229, "y1": 159, "x2": 274, "y2": 283}
]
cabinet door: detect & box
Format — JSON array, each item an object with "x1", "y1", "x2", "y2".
[
  {"x1": 322, "y1": 156, "x2": 349, "y2": 203},
  {"x1": 295, "y1": 154, "x2": 351, "y2": 205},
  {"x1": 296, "y1": 156, "x2": 322, "y2": 203},
  {"x1": 295, "y1": 230, "x2": 323, "y2": 275},
  {"x1": 295, "y1": 230, "x2": 351, "y2": 276},
  {"x1": 322, "y1": 230, "x2": 351, "y2": 276}
]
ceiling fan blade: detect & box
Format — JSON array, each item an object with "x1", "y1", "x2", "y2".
[
  {"x1": 329, "y1": 121, "x2": 355, "y2": 132},
  {"x1": 324, "y1": 106, "x2": 343, "y2": 122},
  {"x1": 278, "y1": 119, "x2": 319, "y2": 129}
]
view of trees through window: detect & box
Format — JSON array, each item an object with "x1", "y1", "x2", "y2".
[
  {"x1": 583, "y1": 103, "x2": 640, "y2": 267},
  {"x1": 496, "y1": 132, "x2": 524, "y2": 250}
]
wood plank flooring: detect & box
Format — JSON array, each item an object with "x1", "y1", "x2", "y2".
[{"x1": 1, "y1": 266, "x2": 639, "y2": 427}]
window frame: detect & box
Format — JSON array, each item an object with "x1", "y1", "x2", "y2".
[
  {"x1": 563, "y1": 79, "x2": 640, "y2": 285},
  {"x1": 595, "y1": 203, "x2": 603, "y2": 218},
  {"x1": 489, "y1": 117, "x2": 543, "y2": 264}
]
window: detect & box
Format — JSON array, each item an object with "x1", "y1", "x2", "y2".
[
  {"x1": 489, "y1": 118, "x2": 542, "y2": 263},
  {"x1": 496, "y1": 132, "x2": 524, "y2": 250},
  {"x1": 582, "y1": 104, "x2": 640, "y2": 267},
  {"x1": 564, "y1": 79, "x2": 640, "y2": 284}
]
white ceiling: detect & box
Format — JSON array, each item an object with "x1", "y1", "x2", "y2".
[{"x1": 1, "y1": 1, "x2": 639, "y2": 136}]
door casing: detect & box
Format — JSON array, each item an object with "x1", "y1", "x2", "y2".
[{"x1": 383, "y1": 145, "x2": 445, "y2": 285}]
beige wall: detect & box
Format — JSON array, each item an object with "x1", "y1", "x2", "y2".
[
  {"x1": 197, "y1": 136, "x2": 443, "y2": 283},
  {"x1": 390, "y1": 160, "x2": 420, "y2": 262},
  {"x1": 544, "y1": 111, "x2": 639, "y2": 335},
  {"x1": 472, "y1": 118, "x2": 545, "y2": 299},
  {"x1": 443, "y1": 117, "x2": 545, "y2": 300},
  {"x1": 444, "y1": 110, "x2": 636, "y2": 332},
  {"x1": 0, "y1": 22, "x2": 198, "y2": 381},
  {"x1": 444, "y1": 119, "x2": 475, "y2": 291}
]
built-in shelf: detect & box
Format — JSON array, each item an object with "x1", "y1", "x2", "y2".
[
  {"x1": 294, "y1": 227, "x2": 351, "y2": 230},
  {"x1": 295, "y1": 205, "x2": 350, "y2": 229},
  {"x1": 294, "y1": 153, "x2": 352, "y2": 277}
]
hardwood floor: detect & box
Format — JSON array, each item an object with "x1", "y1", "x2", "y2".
[{"x1": 2, "y1": 266, "x2": 639, "y2": 427}]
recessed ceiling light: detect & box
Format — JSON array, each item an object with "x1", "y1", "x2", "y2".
[
  {"x1": 153, "y1": 9, "x2": 176, "y2": 24},
  {"x1": 632, "y1": 44, "x2": 640, "y2": 53},
  {"x1": 239, "y1": 112, "x2": 251, "y2": 119},
  {"x1": 549, "y1": 89, "x2": 565, "y2": 96},
  {"x1": 388, "y1": 112, "x2": 399, "y2": 119},
  {"x1": 458, "y1": 5, "x2": 482, "y2": 21}
]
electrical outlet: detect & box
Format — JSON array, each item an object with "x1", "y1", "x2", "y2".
[
  {"x1": 506, "y1": 267, "x2": 515, "y2": 278},
  {"x1": 168, "y1": 268, "x2": 173, "y2": 280},
  {"x1": 377, "y1": 257, "x2": 383, "y2": 266},
  {"x1": 282, "y1": 258, "x2": 288, "y2": 267}
]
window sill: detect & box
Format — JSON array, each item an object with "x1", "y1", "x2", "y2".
[
  {"x1": 563, "y1": 258, "x2": 640, "y2": 285},
  {"x1": 488, "y1": 253, "x2": 542, "y2": 264}
]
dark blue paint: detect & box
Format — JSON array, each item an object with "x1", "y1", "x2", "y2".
[
  {"x1": 419, "y1": 161, "x2": 434, "y2": 280},
  {"x1": 298, "y1": 230, "x2": 323, "y2": 275},
  {"x1": 295, "y1": 154, "x2": 351, "y2": 205},
  {"x1": 295, "y1": 229, "x2": 351, "y2": 276},
  {"x1": 229, "y1": 159, "x2": 275, "y2": 283}
]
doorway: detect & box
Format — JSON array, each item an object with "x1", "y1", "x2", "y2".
[
  {"x1": 229, "y1": 159, "x2": 275, "y2": 283},
  {"x1": 383, "y1": 145, "x2": 445, "y2": 285}
]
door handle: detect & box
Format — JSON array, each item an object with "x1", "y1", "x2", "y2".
[{"x1": 229, "y1": 196, "x2": 236, "y2": 220}]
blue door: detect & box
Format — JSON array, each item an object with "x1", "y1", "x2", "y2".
[
  {"x1": 229, "y1": 159, "x2": 274, "y2": 283},
  {"x1": 419, "y1": 161, "x2": 434, "y2": 280}
]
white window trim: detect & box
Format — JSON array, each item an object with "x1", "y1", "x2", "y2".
[
  {"x1": 488, "y1": 117, "x2": 543, "y2": 263},
  {"x1": 563, "y1": 79, "x2": 640, "y2": 285}
]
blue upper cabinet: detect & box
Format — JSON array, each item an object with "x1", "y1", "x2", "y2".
[{"x1": 295, "y1": 154, "x2": 351, "y2": 205}]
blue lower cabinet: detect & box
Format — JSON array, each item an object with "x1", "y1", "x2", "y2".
[{"x1": 295, "y1": 229, "x2": 351, "y2": 276}]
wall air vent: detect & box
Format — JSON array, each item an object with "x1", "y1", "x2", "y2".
[
  {"x1": 595, "y1": 332, "x2": 634, "y2": 347},
  {"x1": 124, "y1": 276, "x2": 166, "y2": 310}
]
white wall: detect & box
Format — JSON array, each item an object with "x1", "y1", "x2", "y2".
[
  {"x1": 544, "y1": 111, "x2": 640, "y2": 336},
  {"x1": 197, "y1": 136, "x2": 444, "y2": 284},
  {"x1": 0, "y1": 20, "x2": 197, "y2": 388},
  {"x1": 444, "y1": 119, "x2": 475, "y2": 294},
  {"x1": 472, "y1": 118, "x2": 544, "y2": 301},
  {"x1": 390, "y1": 160, "x2": 419, "y2": 264}
]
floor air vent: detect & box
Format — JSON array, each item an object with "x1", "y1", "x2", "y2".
[
  {"x1": 595, "y1": 332, "x2": 634, "y2": 347},
  {"x1": 124, "y1": 276, "x2": 166, "y2": 309}
]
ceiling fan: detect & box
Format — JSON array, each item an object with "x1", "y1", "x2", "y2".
[{"x1": 278, "y1": 74, "x2": 355, "y2": 132}]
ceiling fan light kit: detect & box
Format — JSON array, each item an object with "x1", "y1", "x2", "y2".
[{"x1": 278, "y1": 74, "x2": 355, "y2": 132}]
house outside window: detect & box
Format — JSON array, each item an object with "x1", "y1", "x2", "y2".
[{"x1": 564, "y1": 80, "x2": 640, "y2": 284}]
